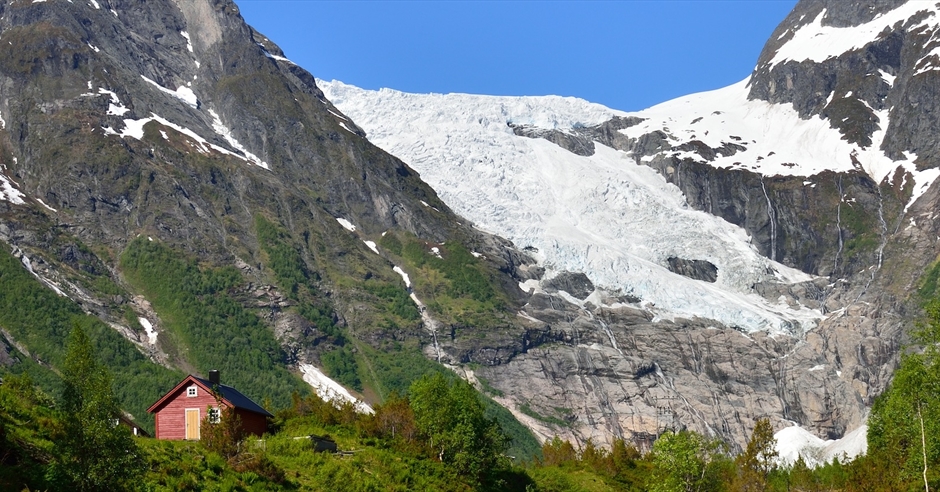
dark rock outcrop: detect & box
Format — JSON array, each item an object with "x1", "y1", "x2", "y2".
[
  {"x1": 509, "y1": 116, "x2": 643, "y2": 157},
  {"x1": 542, "y1": 271, "x2": 595, "y2": 300},
  {"x1": 666, "y1": 257, "x2": 718, "y2": 283}
]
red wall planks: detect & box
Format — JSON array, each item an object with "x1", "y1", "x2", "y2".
[
  {"x1": 153, "y1": 383, "x2": 219, "y2": 440},
  {"x1": 151, "y1": 379, "x2": 270, "y2": 440}
]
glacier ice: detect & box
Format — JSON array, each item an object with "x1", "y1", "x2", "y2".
[{"x1": 318, "y1": 80, "x2": 825, "y2": 333}]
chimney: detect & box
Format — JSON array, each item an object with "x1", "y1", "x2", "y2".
[{"x1": 209, "y1": 370, "x2": 220, "y2": 385}]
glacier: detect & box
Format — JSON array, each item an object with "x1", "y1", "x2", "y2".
[{"x1": 318, "y1": 80, "x2": 824, "y2": 334}]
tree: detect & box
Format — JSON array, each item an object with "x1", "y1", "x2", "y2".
[
  {"x1": 50, "y1": 325, "x2": 144, "y2": 491},
  {"x1": 649, "y1": 429, "x2": 726, "y2": 492},
  {"x1": 609, "y1": 437, "x2": 649, "y2": 486},
  {"x1": 200, "y1": 392, "x2": 245, "y2": 460},
  {"x1": 540, "y1": 436, "x2": 577, "y2": 467},
  {"x1": 360, "y1": 392, "x2": 417, "y2": 447},
  {"x1": 733, "y1": 418, "x2": 778, "y2": 491},
  {"x1": 409, "y1": 373, "x2": 509, "y2": 486}
]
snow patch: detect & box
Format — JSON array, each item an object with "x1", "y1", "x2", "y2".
[
  {"x1": 180, "y1": 31, "x2": 193, "y2": 53},
  {"x1": 770, "y1": 5, "x2": 940, "y2": 68},
  {"x1": 878, "y1": 69, "x2": 896, "y2": 86},
  {"x1": 208, "y1": 109, "x2": 269, "y2": 169},
  {"x1": 420, "y1": 200, "x2": 440, "y2": 212},
  {"x1": 138, "y1": 317, "x2": 157, "y2": 345},
  {"x1": 103, "y1": 113, "x2": 268, "y2": 170},
  {"x1": 257, "y1": 43, "x2": 295, "y2": 64},
  {"x1": 107, "y1": 103, "x2": 129, "y2": 116},
  {"x1": 0, "y1": 174, "x2": 25, "y2": 205},
  {"x1": 88, "y1": 0, "x2": 99, "y2": 8},
  {"x1": 98, "y1": 88, "x2": 131, "y2": 116},
  {"x1": 35, "y1": 198, "x2": 57, "y2": 212},
  {"x1": 336, "y1": 218, "x2": 356, "y2": 232},
  {"x1": 299, "y1": 364, "x2": 373, "y2": 414},
  {"x1": 141, "y1": 75, "x2": 199, "y2": 108},
  {"x1": 393, "y1": 266, "x2": 411, "y2": 288},
  {"x1": 363, "y1": 240, "x2": 379, "y2": 254},
  {"x1": 619, "y1": 81, "x2": 936, "y2": 213},
  {"x1": 775, "y1": 424, "x2": 867, "y2": 467}
]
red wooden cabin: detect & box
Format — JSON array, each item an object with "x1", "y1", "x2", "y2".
[{"x1": 147, "y1": 371, "x2": 273, "y2": 440}]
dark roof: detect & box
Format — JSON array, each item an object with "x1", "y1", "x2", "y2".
[
  {"x1": 147, "y1": 375, "x2": 274, "y2": 417},
  {"x1": 191, "y1": 376, "x2": 274, "y2": 417}
]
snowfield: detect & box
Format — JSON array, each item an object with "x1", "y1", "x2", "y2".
[
  {"x1": 770, "y1": 4, "x2": 940, "y2": 70},
  {"x1": 299, "y1": 363, "x2": 374, "y2": 414},
  {"x1": 618, "y1": 78, "x2": 938, "y2": 213},
  {"x1": 319, "y1": 80, "x2": 823, "y2": 334},
  {"x1": 0, "y1": 173, "x2": 25, "y2": 205},
  {"x1": 775, "y1": 424, "x2": 868, "y2": 467}
]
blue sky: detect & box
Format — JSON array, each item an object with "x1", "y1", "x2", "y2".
[{"x1": 236, "y1": 1, "x2": 797, "y2": 112}]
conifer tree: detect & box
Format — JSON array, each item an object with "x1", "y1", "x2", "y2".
[{"x1": 732, "y1": 418, "x2": 778, "y2": 491}]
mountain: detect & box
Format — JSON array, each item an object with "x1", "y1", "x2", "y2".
[
  {"x1": 2, "y1": 0, "x2": 939, "y2": 460},
  {"x1": 0, "y1": 0, "x2": 540, "y2": 448},
  {"x1": 319, "y1": 0, "x2": 940, "y2": 451}
]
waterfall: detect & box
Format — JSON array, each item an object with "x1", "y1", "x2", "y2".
[{"x1": 760, "y1": 177, "x2": 777, "y2": 262}]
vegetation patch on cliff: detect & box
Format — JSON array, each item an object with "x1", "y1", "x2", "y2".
[{"x1": 119, "y1": 237, "x2": 308, "y2": 411}]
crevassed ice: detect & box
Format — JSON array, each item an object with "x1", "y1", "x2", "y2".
[{"x1": 318, "y1": 80, "x2": 821, "y2": 333}]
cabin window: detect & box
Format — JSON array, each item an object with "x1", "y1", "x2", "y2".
[
  {"x1": 208, "y1": 407, "x2": 220, "y2": 424},
  {"x1": 187, "y1": 385, "x2": 198, "y2": 397}
]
